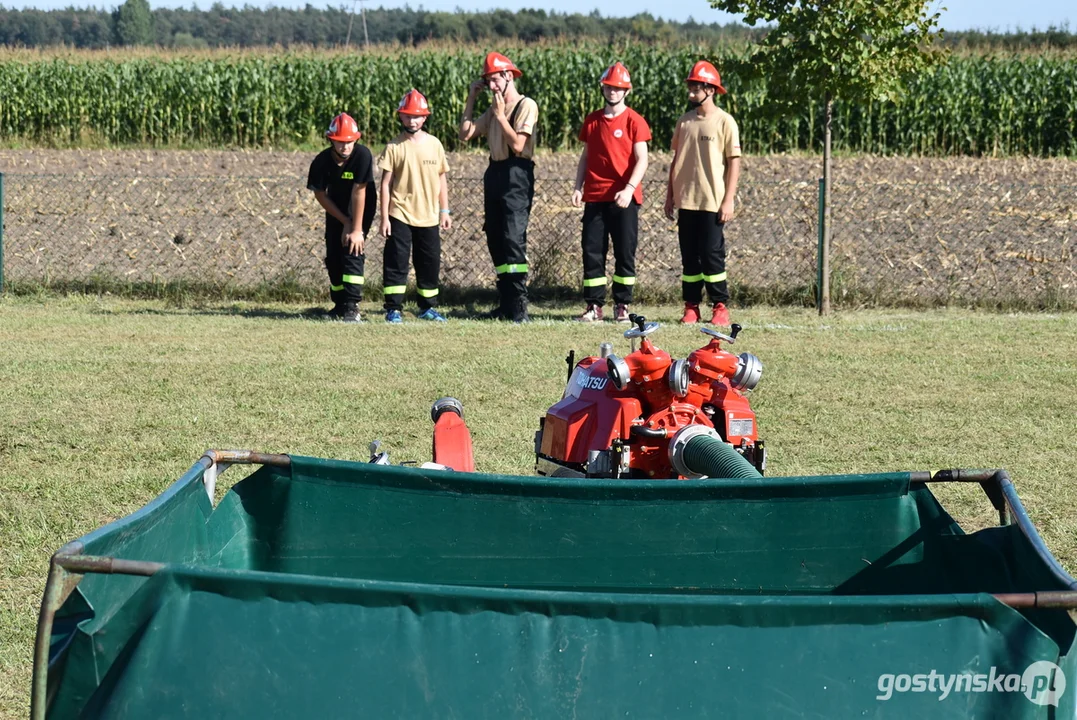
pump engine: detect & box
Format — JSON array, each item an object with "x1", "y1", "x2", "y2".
[{"x1": 535, "y1": 315, "x2": 764, "y2": 479}]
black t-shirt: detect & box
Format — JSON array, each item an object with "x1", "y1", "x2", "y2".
[{"x1": 307, "y1": 145, "x2": 377, "y2": 239}]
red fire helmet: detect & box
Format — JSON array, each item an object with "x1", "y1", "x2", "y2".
[
  {"x1": 686, "y1": 60, "x2": 728, "y2": 94},
  {"x1": 482, "y1": 52, "x2": 522, "y2": 79},
  {"x1": 600, "y1": 62, "x2": 632, "y2": 90},
  {"x1": 326, "y1": 113, "x2": 361, "y2": 142},
  {"x1": 397, "y1": 89, "x2": 431, "y2": 117}
]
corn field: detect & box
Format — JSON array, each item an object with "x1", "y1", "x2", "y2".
[{"x1": 0, "y1": 47, "x2": 1075, "y2": 155}]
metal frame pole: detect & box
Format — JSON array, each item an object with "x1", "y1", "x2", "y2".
[
  {"x1": 816, "y1": 177, "x2": 824, "y2": 312},
  {"x1": 0, "y1": 171, "x2": 5, "y2": 294},
  {"x1": 820, "y1": 94, "x2": 833, "y2": 316}
]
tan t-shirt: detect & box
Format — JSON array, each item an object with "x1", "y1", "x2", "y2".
[
  {"x1": 377, "y1": 133, "x2": 450, "y2": 227},
  {"x1": 670, "y1": 107, "x2": 741, "y2": 212},
  {"x1": 473, "y1": 96, "x2": 538, "y2": 161}
]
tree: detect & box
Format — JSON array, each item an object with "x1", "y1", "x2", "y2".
[
  {"x1": 113, "y1": 0, "x2": 156, "y2": 46},
  {"x1": 710, "y1": 0, "x2": 946, "y2": 314}
]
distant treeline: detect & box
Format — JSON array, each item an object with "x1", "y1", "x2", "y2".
[
  {"x1": 0, "y1": 5, "x2": 763, "y2": 48},
  {"x1": 0, "y1": 4, "x2": 1074, "y2": 50}
]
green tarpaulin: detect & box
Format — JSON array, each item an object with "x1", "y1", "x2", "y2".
[{"x1": 36, "y1": 456, "x2": 1077, "y2": 718}]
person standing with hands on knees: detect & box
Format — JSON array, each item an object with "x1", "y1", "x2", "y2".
[
  {"x1": 664, "y1": 60, "x2": 741, "y2": 326},
  {"x1": 378, "y1": 89, "x2": 452, "y2": 324},
  {"x1": 458, "y1": 52, "x2": 539, "y2": 323},
  {"x1": 572, "y1": 61, "x2": 651, "y2": 323},
  {"x1": 307, "y1": 112, "x2": 376, "y2": 323}
]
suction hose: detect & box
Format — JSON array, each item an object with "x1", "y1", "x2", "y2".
[{"x1": 668, "y1": 426, "x2": 762, "y2": 479}]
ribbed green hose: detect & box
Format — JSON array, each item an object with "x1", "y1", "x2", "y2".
[{"x1": 682, "y1": 435, "x2": 762, "y2": 479}]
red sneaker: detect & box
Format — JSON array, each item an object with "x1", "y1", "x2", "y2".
[
  {"x1": 575, "y1": 303, "x2": 603, "y2": 323},
  {"x1": 614, "y1": 304, "x2": 630, "y2": 323},
  {"x1": 710, "y1": 302, "x2": 731, "y2": 326},
  {"x1": 680, "y1": 303, "x2": 701, "y2": 324}
]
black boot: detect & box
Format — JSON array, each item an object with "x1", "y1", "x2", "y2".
[
  {"x1": 342, "y1": 303, "x2": 364, "y2": 322},
  {"x1": 342, "y1": 303, "x2": 362, "y2": 324},
  {"x1": 485, "y1": 277, "x2": 509, "y2": 320},
  {"x1": 512, "y1": 296, "x2": 530, "y2": 324}
]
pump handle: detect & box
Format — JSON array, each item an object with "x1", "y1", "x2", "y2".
[
  {"x1": 700, "y1": 327, "x2": 736, "y2": 344},
  {"x1": 624, "y1": 313, "x2": 660, "y2": 340}
]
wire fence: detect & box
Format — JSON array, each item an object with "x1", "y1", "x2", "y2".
[{"x1": 1, "y1": 173, "x2": 1074, "y2": 308}]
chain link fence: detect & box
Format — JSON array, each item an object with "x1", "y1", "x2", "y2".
[
  {"x1": 1, "y1": 173, "x2": 1074, "y2": 308},
  {"x1": 828, "y1": 181, "x2": 1076, "y2": 306}
]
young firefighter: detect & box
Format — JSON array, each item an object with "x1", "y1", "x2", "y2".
[
  {"x1": 571, "y1": 61, "x2": 651, "y2": 323},
  {"x1": 307, "y1": 112, "x2": 377, "y2": 323},
  {"x1": 378, "y1": 89, "x2": 452, "y2": 323},
  {"x1": 664, "y1": 60, "x2": 741, "y2": 326},
  {"x1": 458, "y1": 51, "x2": 539, "y2": 323}
]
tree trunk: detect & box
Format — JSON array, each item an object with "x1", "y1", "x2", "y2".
[{"x1": 820, "y1": 93, "x2": 833, "y2": 316}]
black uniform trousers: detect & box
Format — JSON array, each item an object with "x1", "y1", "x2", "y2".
[
  {"x1": 325, "y1": 236, "x2": 366, "y2": 305},
  {"x1": 325, "y1": 193, "x2": 375, "y2": 306},
  {"x1": 483, "y1": 157, "x2": 535, "y2": 312},
  {"x1": 581, "y1": 200, "x2": 639, "y2": 306},
  {"x1": 677, "y1": 209, "x2": 729, "y2": 305},
  {"x1": 382, "y1": 217, "x2": 441, "y2": 313}
]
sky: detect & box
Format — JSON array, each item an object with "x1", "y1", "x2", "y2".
[{"x1": 5, "y1": 0, "x2": 1073, "y2": 33}]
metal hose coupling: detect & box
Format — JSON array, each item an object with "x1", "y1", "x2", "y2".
[
  {"x1": 731, "y1": 352, "x2": 763, "y2": 391},
  {"x1": 606, "y1": 354, "x2": 631, "y2": 390},
  {"x1": 668, "y1": 358, "x2": 689, "y2": 398},
  {"x1": 668, "y1": 424, "x2": 763, "y2": 480},
  {"x1": 668, "y1": 425, "x2": 723, "y2": 479},
  {"x1": 431, "y1": 397, "x2": 465, "y2": 422}
]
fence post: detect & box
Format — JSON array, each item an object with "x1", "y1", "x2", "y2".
[
  {"x1": 0, "y1": 172, "x2": 5, "y2": 294},
  {"x1": 816, "y1": 177, "x2": 824, "y2": 313}
]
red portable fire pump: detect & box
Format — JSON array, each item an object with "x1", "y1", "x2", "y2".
[
  {"x1": 534, "y1": 315, "x2": 764, "y2": 479},
  {"x1": 419, "y1": 315, "x2": 763, "y2": 480}
]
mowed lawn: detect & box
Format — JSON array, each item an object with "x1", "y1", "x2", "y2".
[{"x1": 2, "y1": 295, "x2": 1076, "y2": 717}]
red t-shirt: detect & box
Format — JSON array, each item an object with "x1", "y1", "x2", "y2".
[{"x1": 578, "y1": 107, "x2": 652, "y2": 204}]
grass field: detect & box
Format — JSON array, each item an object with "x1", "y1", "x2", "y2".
[{"x1": 1, "y1": 295, "x2": 1076, "y2": 717}]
